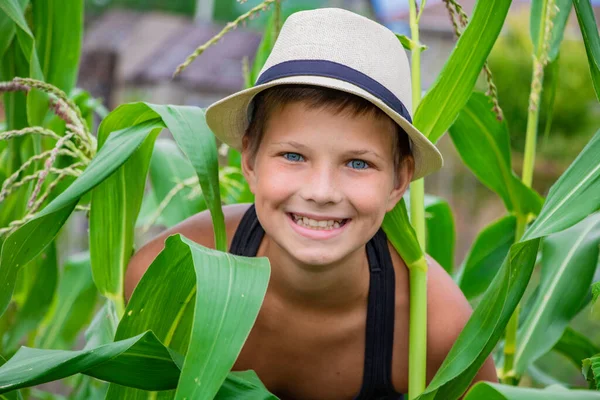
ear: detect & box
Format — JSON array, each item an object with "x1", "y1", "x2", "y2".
[
  {"x1": 241, "y1": 136, "x2": 257, "y2": 195},
  {"x1": 386, "y1": 154, "x2": 415, "y2": 212}
]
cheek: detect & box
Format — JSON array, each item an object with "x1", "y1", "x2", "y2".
[
  {"x1": 344, "y1": 176, "x2": 393, "y2": 210},
  {"x1": 255, "y1": 162, "x2": 298, "y2": 199}
]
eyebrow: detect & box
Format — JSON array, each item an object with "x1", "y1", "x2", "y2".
[
  {"x1": 271, "y1": 141, "x2": 385, "y2": 161},
  {"x1": 271, "y1": 141, "x2": 309, "y2": 150},
  {"x1": 343, "y1": 149, "x2": 385, "y2": 161}
]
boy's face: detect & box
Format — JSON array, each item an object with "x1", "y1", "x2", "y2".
[{"x1": 242, "y1": 101, "x2": 413, "y2": 267}]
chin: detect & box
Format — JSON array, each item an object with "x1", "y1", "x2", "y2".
[{"x1": 284, "y1": 244, "x2": 355, "y2": 268}]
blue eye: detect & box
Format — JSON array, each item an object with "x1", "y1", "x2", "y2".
[
  {"x1": 283, "y1": 152, "x2": 304, "y2": 162},
  {"x1": 348, "y1": 159, "x2": 369, "y2": 169}
]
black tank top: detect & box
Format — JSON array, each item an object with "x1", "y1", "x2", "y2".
[{"x1": 229, "y1": 204, "x2": 404, "y2": 400}]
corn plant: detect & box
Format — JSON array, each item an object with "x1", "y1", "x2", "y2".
[{"x1": 1, "y1": 0, "x2": 600, "y2": 399}]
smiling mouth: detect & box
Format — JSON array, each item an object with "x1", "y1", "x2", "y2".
[{"x1": 288, "y1": 213, "x2": 350, "y2": 230}]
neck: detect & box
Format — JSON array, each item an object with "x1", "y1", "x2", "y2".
[{"x1": 259, "y1": 237, "x2": 370, "y2": 313}]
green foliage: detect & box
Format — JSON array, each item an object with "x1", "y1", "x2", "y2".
[
  {"x1": 448, "y1": 92, "x2": 543, "y2": 216},
  {"x1": 414, "y1": 0, "x2": 511, "y2": 143},
  {"x1": 419, "y1": 239, "x2": 541, "y2": 400},
  {"x1": 522, "y1": 127, "x2": 600, "y2": 241},
  {"x1": 0, "y1": 331, "x2": 183, "y2": 393},
  {"x1": 0, "y1": 117, "x2": 164, "y2": 316},
  {"x1": 573, "y1": 0, "x2": 600, "y2": 101},
  {"x1": 514, "y1": 213, "x2": 600, "y2": 376},
  {"x1": 424, "y1": 195, "x2": 455, "y2": 274},
  {"x1": 488, "y1": 11, "x2": 600, "y2": 161},
  {"x1": 456, "y1": 215, "x2": 516, "y2": 301},
  {"x1": 215, "y1": 371, "x2": 278, "y2": 400}
]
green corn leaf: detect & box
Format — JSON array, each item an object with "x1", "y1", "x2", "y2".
[
  {"x1": 0, "y1": 0, "x2": 31, "y2": 36},
  {"x1": 31, "y1": 0, "x2": 83, "y2": 96},
  {"x1": 514, "y1": 212, "x2": 600, "y2": 376},
  {"x1": 448, "y1": 92, "x2": 544, "y2": 216},
  {"x1": 0, "y1": 331, "x2": 182, "y2": 394},
  {"x1": 424, "y1": 195, "x2": 455, "y2": 274},
  {"x1": 417, "y1": 239, "x2": 540, "y2": 400},
  {"x1": 175, "y1": 235, "x2": 269, "y2": 399},
  {"x1": 456, "y1": 215, "x2": 516, "y2": 301},
  {"x1": 90, "y1": 105, "x2": 164, "y2": 305},
  {"x1": 0, "y1": 352, "x2": 22, "y2": 400},
  {"x1": 464, "y1": 381, "x2": 600, "y2": 399},
  {"x1": 2, "y1": 242, "x2": 57, "y2": 353},
  {"x1": 147, "y1": 104, "x2": 226, "y2": 252},
  {"x1": 523, "y1": 127, "x2": 600, "y2": 241},
  {"x1": 395, "y1": 33, "x2": 427, "y2": 52},
  {"x1": 0, "y1": 117, "x2": 164, "y2": 318},
  {"x1": 215, "y1": 371, "x2": 278, "y2": 400},
  {"x1": 530, "y1": 0, "x2": 572, "y2": 62},
  {"x1": 0, "y1": 0, "x2": 20, "y2": 58},
  {"x1": 573, "y1": 0, "x2": 600, "y2": 101},
  {"x1": 383, "y1": 198, "x2": 423, "y2": 265},
  {"x1": 106, "y1": 235, "x2": 197, "y2": 399},
  {"x1": 105, "y1": 234, "x2": 270, "y2": 399},
  {"x1": 553, "y1": 327, "x2": 600, "y2": 370},
  {"x1": 583, "y1": 353, "x2": 600, "y2": 390},
  {"x1": 421, "y1": 126, "x2": 600, "y2": 398},
  {"x1": 148, "y1": 138, "x2": 206, "y2": 228},
  {"x1": 36, "y1": 252, "x2": 97, "y2": 350},
  {"x1": 413, "y1": 0, "x2": 511, "y2": 143}
]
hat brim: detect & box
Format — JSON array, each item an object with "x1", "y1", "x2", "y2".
[{"x1": 205, "y1": 75, "x2": 443, "y2": 181}]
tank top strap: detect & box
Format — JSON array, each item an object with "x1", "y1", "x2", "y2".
[
  {"x1": 354, "y1": 228, "x2": 403, "y2": 399},
  {"x1": 229, "y1": 204, "x2": 264, "y2": 256}
]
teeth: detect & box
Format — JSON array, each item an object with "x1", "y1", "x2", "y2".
[{"x1": 291, "y1": 214, "x2": 345, "y2": 230}]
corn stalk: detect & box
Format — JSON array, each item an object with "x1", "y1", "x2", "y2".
[
  {"x1": 501, "y1": 0, "x2": 559, "y2": 384},
  {"x1": 407, "y1": 1, "x2": 428, "y2": 398}
]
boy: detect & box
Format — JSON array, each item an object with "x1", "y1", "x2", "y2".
[{"x1": 125, "y1": 7, "x2": 497, "y2": 400}]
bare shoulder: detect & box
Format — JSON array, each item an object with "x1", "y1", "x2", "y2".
[
  {"x1": 124, "y1": 203, "x2": 253, "y2": 300},
  {"x1": 422, "y1": 255, "x2": 472, "y2": 371}
]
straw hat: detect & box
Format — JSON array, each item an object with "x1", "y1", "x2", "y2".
[{"x1": 205, "y1": 7, "x2": 443, "y2": 180}]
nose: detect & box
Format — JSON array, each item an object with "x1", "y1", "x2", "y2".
[{"x1": 298, "y1": 162, "x2": 343, "y2": 205}]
